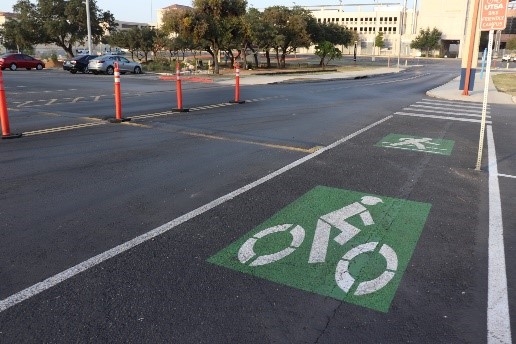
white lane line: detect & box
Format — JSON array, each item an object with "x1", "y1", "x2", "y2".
[
  {"x1": 72, "y1": 97, "x2": 84, "y2": 103},
  {"x1": 417, "y1": 100, "x2": 489, "y2": 110},
  {"x1": 45, "y1": 99, "x2": 58, "y2": 106},
  {"x1": 0, "y1": 115, "x2": 393, "y2": 313},
  {"x1": 410, "y1": 104, "x2": 487, "y2": 114},
  {"x1": 498, "y1": 174, "x2": 516, "y2": 179},
  {"x1": 422, "y1": 98, "x2": 484, "y2": 106},
  {"x1": 17, "y1": 101, "x2": 33, "y2": 107},
  {"x1": 93, "y1": 96, "x2": 101, "y2": 102},
  {"x1": 395, "y1": 112, "x2": 492, "y2": 124},
  {"x1": 403, "y1": 107, "x2": 489, "y2": 118},
  {"x1": 486, "y1": 125, "x2": 512, "y2": 344}
]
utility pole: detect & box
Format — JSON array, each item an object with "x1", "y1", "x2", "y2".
[
  {"x1": 397, "y1": 0, "x2": 407, "y2": 68},
  {"x1": 85, "y1": 0, "x2": 93, "y2": 55},
  {"x1": 460, "y1": 0, "x2": 481, "y2": 95}
]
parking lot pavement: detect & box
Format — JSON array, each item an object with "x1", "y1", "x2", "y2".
[{"x1": 0, "y1": 67, "x2": 514, "y2": 342}]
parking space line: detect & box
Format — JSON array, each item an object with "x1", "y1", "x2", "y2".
[
  {"x1": 417, "y1": 100, "x2": 489, "y2": 110},
  {"x1": 0, "y1": 115, "x2": 393, "y2": 313},
  {"x1": 486, "y1": 125, "x2": 512, "y2": 343},
  {"x1": 402, "y1": 107, "x2": 489, "y2": 118},
  {"x1": 498, "y1": 173, "x2": 516, "y2": 179},
  {"x1": 410, "y1": 104, "x2": 487, "y2": 114},
  {"x1": 395, "y1": 112, "x2": 492, "y2": 124}
]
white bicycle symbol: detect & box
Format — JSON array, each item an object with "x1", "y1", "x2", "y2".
[{"x1": 238, "y1": 196, "x2": 398, "y2": 296}]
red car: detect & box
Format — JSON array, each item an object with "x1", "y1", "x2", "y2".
[{"x1": 0, "y1": 53, "x2": 45, "y2": 71}]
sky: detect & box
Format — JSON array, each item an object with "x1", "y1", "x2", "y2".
[{"x1": 1, "y1": 0, "x2": 416, "y2": 23}]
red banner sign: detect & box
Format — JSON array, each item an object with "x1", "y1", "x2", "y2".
[{"x1": 480, "y1": 0, "x2": 509, "y2": 31}]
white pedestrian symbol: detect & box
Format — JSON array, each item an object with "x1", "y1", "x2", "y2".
[
  {"x1": 389, "y1": 137, "x2": 439, "y2": 150},
  {"x1": 237, "y1": 195, "x2": 399, "y2": 296}
]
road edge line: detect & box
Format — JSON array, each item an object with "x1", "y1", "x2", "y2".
[
  {"x1": 0, "y1": 115, "x2": 393, "y2": 313},
  {"x1": 486, "y1": 125, "x2": 512, "y2": 344}
]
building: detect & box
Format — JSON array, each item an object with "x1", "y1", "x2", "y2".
[{"x1": 303, "y1": 4, "x2": 418, "y2": 56}]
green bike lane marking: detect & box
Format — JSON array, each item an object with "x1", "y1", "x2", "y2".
[
  {"x1": 209, "y1": 186, "x2": 431, "y2": 313},
  {"x1": 375, "y1": 134, "x2": 455, "y2": 155}
]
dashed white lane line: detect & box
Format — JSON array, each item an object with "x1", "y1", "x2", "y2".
[
  {"x1": 0, "y1": 115, "x2": 392, "y2": 313},
  {"x1": 498, "y1": 174, "x2": 516, "y2": 179},
  {"x1": 486, "y1": 125, "x2": 512, "y2": 344}
]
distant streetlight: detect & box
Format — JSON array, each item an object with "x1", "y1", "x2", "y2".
[{"x1": 85, "y1": 0, "x2": 93, "y2": 55}]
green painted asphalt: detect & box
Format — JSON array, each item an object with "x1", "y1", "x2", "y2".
[{"x1": 209, "y1": 186, "x2": 431, "y2": 312}]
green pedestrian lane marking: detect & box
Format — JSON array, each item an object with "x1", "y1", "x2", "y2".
[
  {"x1": 375, "y1": 134, "x2": 455, "y2": 155},
  {"x1": 208, "y1": 186, "x2": 431, "y2": 313}
]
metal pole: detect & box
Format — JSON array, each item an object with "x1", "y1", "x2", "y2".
[
  {"x1": 372, "y1": 1, "x2": 378, "y2": 61},
  {"x1": 462, "y1": 0, "x2": 481, "y2": 96},
  {"x1": 475, "y1": 30, "x2": 493, "y2": 171},
  {"x1": 398, "y1": 0, "x2": 407, "y2": 68},
  {"x1": 354, "y1": 40, "x2": 357, "y2": 62},
  {"x1": 85, "y1": 0, "x2": 93, "y2": 55}
]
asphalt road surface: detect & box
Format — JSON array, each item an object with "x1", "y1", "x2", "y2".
[{"x1": 0, "y1": 60, "x2": 514, "y2": 343}]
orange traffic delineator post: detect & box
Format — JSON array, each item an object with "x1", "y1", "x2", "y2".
[
  {"x1": 109, "y1": 62, "x2": 131, "y2": 123},
  {"x1": 229, "y1": 62, "x2": 245, "y2": 104},
  {"x1": 173, "y1": 62, "x2": 189, "y2": 112},
  {"x1": 0, "y1": 68, "x2": 22, "y2": 139}
]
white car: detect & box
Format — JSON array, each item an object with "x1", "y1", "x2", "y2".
[
  {"x1": 88, "y1": 55, "x2": 142, "y2": 75},
  {"x1": 501, "y1": 54, "x2": 514, "y2": 62}
]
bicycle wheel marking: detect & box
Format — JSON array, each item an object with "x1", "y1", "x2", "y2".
[{"x1": 208, "y1": 186, "x2": 431, "y2": 313}]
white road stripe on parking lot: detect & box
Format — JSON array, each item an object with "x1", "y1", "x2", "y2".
[
  {"x1": 486, "y1": 125, "x2": 512, "y2": 344},
  {"x1": 402, "y1": 107, "x2": 489, "y2": 118},
  {"x1": 498, "y1": 173, "x2": 516, "y2": 179},
  {"x1": 45, "y1": 99, "x2": 58, "y2": 106},
  {"x1": 0, "y1": 115, "x2": 393, "y2": 313},
  {"x1": 417, "y1": 100, "x2": 489, "y2": 110},
  {"x1": 395, "y1": 112, "x2": 492, "y2": 124},
  {"x1": 410, "y1": 104, "x2": 487, "y2": 114}
]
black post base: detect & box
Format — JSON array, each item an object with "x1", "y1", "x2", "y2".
[
  {"x1": 173, "y1": 108, "x2": 190, "y2": 112},
  {"x1": 108, "y1": 118, "x2": 131, "y2": 123},
  {"x1": 2, "y1": 133, "x2": 23, "y2": 139}
]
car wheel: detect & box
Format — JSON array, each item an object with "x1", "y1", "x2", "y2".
[
  {"x1": 92, "y1": 71, "x2": 98, "y2": 75},
  {"x1": 10, "y1": 63, "x2": 17, "y2": 71},
  {"x1": 83, "y1": 66, "x2": 89, "y2": 74},
  {"x1": 134, "y1": 66, "x2": 142, "y2": 74},
  {"x1": 36, "y1": 64, "x2": 43, "y2": 70},
  {"x1": 70, "y1": 70, "x2": 77, "y2": 74},
  {"x1": 106, "y1": 66, "x2": 114, "y2": 75}
]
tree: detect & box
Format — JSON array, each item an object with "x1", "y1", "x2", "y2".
[
  {"x1": 315, "y1": 40, "x2": 342, "y2": 68},
  {"x1": 245, "y1": 8, "x2": 277, "y2": 68},
  {"x1": 375, "y1": 32, "x2": 385, "y2": 54},
  {"x1": 1, "y1": 0, "x2": 39, "y2": 53},
  {"x1": 410, "y1": 27, "x2": 442, "y2": 57},
  {"x1": 506, "y1": 37, "x2": 516, "y2": 50},
  {"x1": 262, "y1": 6, "x2": 314, "y2": 68},
  {"x1": 161, "y1": 0, "x2": 247, "y2": 74},
  {"x1": 3, "y1": 0, "x2": 115, "y2": 58}
]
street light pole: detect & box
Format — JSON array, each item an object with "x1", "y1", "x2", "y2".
[
  {"x1": 372, "y1": 0, "x2": 378, "y2": 61},
  {"x1": 354, "y1": 40, "x2": 357, "y2": 62},
  {"x1": 85, "y1": 0, "x2": 93, "y2": 55},
  {"x1": 397, "y1": 0, "x2": 407, "y2": 68}
]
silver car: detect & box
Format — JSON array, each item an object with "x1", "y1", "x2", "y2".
[{"x1": 88, "y1": 55, "x2": 142, "y2": 75}]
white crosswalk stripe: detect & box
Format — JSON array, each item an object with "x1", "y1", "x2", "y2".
[{"x1": 395, "y1": 98, "x2": 492, "y2": 124}]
